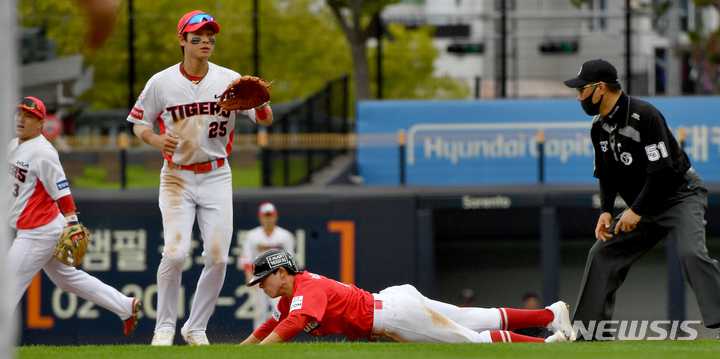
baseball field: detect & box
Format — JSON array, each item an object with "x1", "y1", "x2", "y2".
[{"x1": 14, "y1": 341, "x2": 720, "y2": 359}]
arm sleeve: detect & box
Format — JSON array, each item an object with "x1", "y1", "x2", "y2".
[
  {"x1": 642, "y1": 111, "x2": 675, "y2": 174},
  {"x1": 591, "y1": 125, "x2": 607, "y2": 180},
  {"x1": 245, "y1": 108, "x2": 258, "y2": 124},
  {"x1": 629, "y1": 167, "x2": 684, "y2": 215},
  {"x1": 38, "y1": 150, "x2": 71, "y2": 201},
  {"x1": 598, "y1": 174, "x2": 617, "y2": 215},
  {"x1": 252, "y1": 317, "x2": 280, "y2": 341},
  {"x1": 272, "y1": 314, "x2": 313, "y2": 341},
  {"x1": 127, "y1": 75, "x2": 162, "y2": 126},
  {"x1": 57, "y1": 195, "x2": 77, "y2": 214}
]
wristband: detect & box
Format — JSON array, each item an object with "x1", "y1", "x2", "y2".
[
  {"x1": 65, "y1": 214, "x2": 79, "y2": 225},
  {"x1": 255, "y1": 102, "x2": 271, "y2": 120}
]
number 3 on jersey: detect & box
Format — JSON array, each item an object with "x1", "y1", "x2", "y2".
[{"x1": 208, "y1": 120, "x2": 228, "y2": 138}]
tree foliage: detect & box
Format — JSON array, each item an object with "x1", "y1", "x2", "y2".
[
  {"x1": 19, "y1": 0, "x2": 467, "y2": 110},
  {"x1": 687, "y1": 1, "x2": 720, "y2": 93},
  {"x1": 369, "y1": 24, "x2": 469, "y2": 99},
  {"x1": 326, "y1": 0, "x2": 400, "y2": 100}
]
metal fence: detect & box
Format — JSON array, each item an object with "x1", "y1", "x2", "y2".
[{"x1": 260, "y1": 74, "x2": 351, "y2": 186}]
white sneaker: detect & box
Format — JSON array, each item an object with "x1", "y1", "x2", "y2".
[
  {"x1": 545, "y1": 330, "x2": 574, "y2": 343},
  {"x1": 181, "y1": 326, "x2": 210, "y2": 346},
  {"x1": 546, "y1": 301, "x2": 576, "y2": 340},
  {"x1": 151, "y1": 330, "x2": 174, "y2": 346}
]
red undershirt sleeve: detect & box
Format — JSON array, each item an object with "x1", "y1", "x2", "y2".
[
  {"x1": 57, "y1": 195, "x2": 77, "y2": 214},
  {"x1": 252, "y1": 318, "x2": 280, "y2": 341},
  {"x1": 272, "y1": 314, "x2": 313, "y2": 341}
]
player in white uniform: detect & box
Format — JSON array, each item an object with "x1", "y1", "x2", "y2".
[
  {"x1": 127, "y1": 10, "x2": 273, "y2": 346},
  {"x1": 6, "y1": 97, "x2": 141, "y2": 335},
  {"x1": 240, "y1": 203, "x2": 295, "y2": 329}
]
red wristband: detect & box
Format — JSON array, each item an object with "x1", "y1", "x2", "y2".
[{"x1": 255, "y1": 105, "x2": 270, "y2": 120}]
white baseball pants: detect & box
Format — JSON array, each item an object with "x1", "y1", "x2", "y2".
[
  {"x1": 6, "y1": 213, "x2": 134, "y2": 320},
  {"x1": 371, "y1": 285, "x2": 499, "y2": 343},
  {"x1": 155, "y1": 162, "x2": 233, "y2": 335}
]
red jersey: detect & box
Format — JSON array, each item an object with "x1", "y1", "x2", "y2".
[{"x1": 254, "y1": 271, "x2": 374, "y2": 341}]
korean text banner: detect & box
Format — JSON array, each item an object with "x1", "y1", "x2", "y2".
[{"x1": 356, "y1": 97, "x2": 720, "y2": 185}]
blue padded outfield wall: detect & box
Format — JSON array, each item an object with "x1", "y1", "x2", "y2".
[{"x1": 356, "y1": 97, "x2": 720, "y2": 185}]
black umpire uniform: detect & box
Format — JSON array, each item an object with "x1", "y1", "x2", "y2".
[{"x1": 565, "y1": 59, "x2": 720, "y2": 336}]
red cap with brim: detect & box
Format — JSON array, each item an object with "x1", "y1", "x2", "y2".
[
  {"x1": 258, "y1": 202, "x2": 278, "y2": 216},
  {"x1": 14, "y1": 96, "x2": 46, "y2": 120},
  {"x1": 177, "y1": 10, "x2": 220, "y2": 35}
]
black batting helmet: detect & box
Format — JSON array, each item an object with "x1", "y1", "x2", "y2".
[{"x1": 247, "y1": 249, "x2": 299, "y2": 287}]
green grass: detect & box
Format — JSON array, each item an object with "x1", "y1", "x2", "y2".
[
  {"x1": 68, "y1": 155, "x2": 323, "y2": 189},
  {"x1": 70, "y1": 164, "x2": 262, "y2": 189},
  {"x1": 14, "y1": 341, "x2": 720, "y2": 359},
  {"x1": 270, "y1": 154, "x2": 332, "y2": 186}
]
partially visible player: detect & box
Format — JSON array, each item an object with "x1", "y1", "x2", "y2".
[
  {"x1": 127, "y1": 10, "x2": 273, "y2": 346},
  {"x1": 240, "y1": 203, "x2": 295, "y2": 329},
  {"x1": 6, "y1": 96, "x2": 141, "y2": 335},
  {"x1": 240, "y1": 249, "x2": 576, "y2": 344},
  {"x1": 3, "y1": 1, "x2": 121, "y2": 353}
]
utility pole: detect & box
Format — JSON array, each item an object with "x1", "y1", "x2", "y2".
[
  {"x1": 253, "y1": 0, "x2": 260, "y2": 77},
  {"x1": 666, "y1": 0, "x2": 681, "y2": 96},
  {"x1": 625, "y1": 0, "x2": 632, "y2": 94},
  {"x1": 127, "y1": 0, "x2": 135, "y2": 109}
]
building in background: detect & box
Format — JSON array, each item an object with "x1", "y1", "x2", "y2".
[
  {"x1": 384, "y1": 0, "x2": 720, "y2": 98},
  {"x1": 20, "y1": 27, "x2": 93, "y2": 140}
]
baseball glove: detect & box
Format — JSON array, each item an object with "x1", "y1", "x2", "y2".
[
  {"x1": 54, "y1": 223, "x2": 90, "y2": 267},
  {"x1": 219, "y1": 75, "x2": 272, "y2": 111}
]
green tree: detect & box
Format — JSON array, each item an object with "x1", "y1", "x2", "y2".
[
  {"x1": 20, "y1": 0, "x2": 467, "y2": 110},
  {"x1": 369, "y1": 24, "x2": 470, "y2": 99},
  {"x1": 20, "y1": 0, "x2": 353, "y2": 108},
  {"x1": 326, "y1": 0, "x2": 401, "y2": 101},
  {"x1": 687, "y1": 1, "x2": 720, "y2": 94}
]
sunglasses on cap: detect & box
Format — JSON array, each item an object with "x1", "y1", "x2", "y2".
[
  {"x1": 179, "y1": 13, "x2": 215, "y2": 34},
  {"x1": 17, "y1": 98, "x2": 39, "y2": 111}
]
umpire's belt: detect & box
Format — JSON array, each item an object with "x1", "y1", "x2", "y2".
[{"x1": 168, "y1": 158, "x2": 225, "y2": 173}]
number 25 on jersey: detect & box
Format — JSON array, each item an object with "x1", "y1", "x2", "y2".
[{"x1": 208, "y1": 120, "x2": 228, "y2": 138}]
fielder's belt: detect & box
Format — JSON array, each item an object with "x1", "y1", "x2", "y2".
[{"x1": 168, "y1": 158, "x2": 225, "y2": 173}]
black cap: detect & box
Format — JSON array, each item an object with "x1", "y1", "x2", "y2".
[
  {"x1": 246, "y1": 249, "x2": 299, "y2": 287},
  {"x1": 563, "y1": 59, "x2": 619, "y2": 88}
]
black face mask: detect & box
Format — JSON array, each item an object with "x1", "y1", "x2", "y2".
[{"x1": 580, "y1": 86, "x2": 603, "y2": 116}]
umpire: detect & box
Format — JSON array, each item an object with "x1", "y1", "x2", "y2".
[{"x1": 564, "y1": 59, "x2": 720, "y2": 338}]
